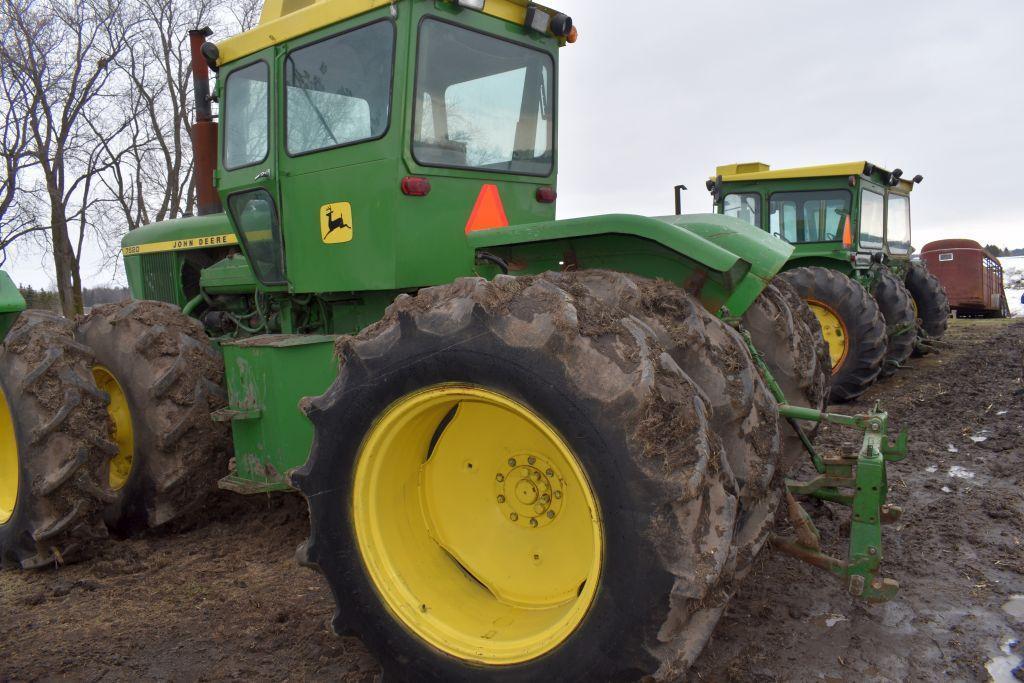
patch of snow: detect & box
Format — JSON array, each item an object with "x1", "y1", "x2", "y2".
[
  {"x1": 941, "y1": 485, "x2": 953, "y2": 493},
  {"x1": 925, "y1": 465, "x2": 938, "y2": 473},
  {"x1": 986, "y1": 637, "x2": 1022, "y2": 683},
  {"x1": 997, "y1": 410, "x2": 1008, "y2": 416},
  {"x1": 1004, "y1": 255, "x2": 1024, "y2": 317},
  {"x1": 1003, "y1": 595, "x2": 1024, "y2": 620},
  {"x1": 825, "y1": 614, "x2": 847, "y2": 628},
  {"x1": 947, "y1": 444, "x2": 959, "y2": 453},
  {"x1": 971, "y1": 435, "x2": 988, "y2": 443},
  {"x1": 948, "y1": 466, "x2": 976, "y2": 479}
]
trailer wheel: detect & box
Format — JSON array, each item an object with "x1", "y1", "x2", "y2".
[
  {"x1": 871, "y1": 268, "x2": 917, "y2": 378},
  {"x1": 76, "y1": 301, "x2": 230, "y2": 536},
  {"x1": 293, "y1": 271, "x2": 782, "y2": 681},
  {"x1": 905, "y1": 261, "x2": 950, "y2": 356},
  {"x1": 777, "y1": 267, "x2": 886, "y2": 403},
  {"x1": 741, "y1": 278, "x2": 831, "y2": 466},
  {"x1": 0, "y1": 311, "x2": 115, "y2": 568}
]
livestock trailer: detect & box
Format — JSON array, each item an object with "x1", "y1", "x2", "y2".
[{"x1": 920, "y1": 239, "x2": 1009, "y2": 318}]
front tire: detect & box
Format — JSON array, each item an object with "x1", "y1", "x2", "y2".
[
  {"x1": 77, "y1": 300, "x2": 230, "y2": 536},
  {"x1": 0, "y1": 311, "x2": 115, "y2": 568},
  {"x1": 871, "y1": 268, "x2": 916, "y2": 378},
  {"x1": 905, "y1": 262, "x2": 950, "y2": 356},
  {"x1": 778, "y1": 266, "x2": 887, "y2": 403},
  {"x1": 293, "y1": 272, "x2": 782, "y2": 681}
]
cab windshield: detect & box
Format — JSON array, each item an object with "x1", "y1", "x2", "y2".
[
  {"x1": 413, "y1": 19, "x2": 554, "y2": 176},
  {"x1": 769, "y1": 190, "x2": 851, "y2": 244}
]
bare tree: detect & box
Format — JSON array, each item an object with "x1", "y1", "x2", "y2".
[
  {"x1": 0, "y1": 53, "x2": 42, "y2": 265},
  {"x1": 0, "y1": 0, "x2": 135, "y2": 315},
  {"x1": 100, "y1": 0, "x2": 223, "y2": 235}
]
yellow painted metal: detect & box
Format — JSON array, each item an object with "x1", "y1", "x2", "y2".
[
  {"x1": 93, "y1": 366, "x2": 135, "y2": 490},
  {"x1": 807, "y1": 300, "x2": 849, "y2": 373},
  {"x1": 715, "y1": 161, "x2": 871, "y2": 183},
  {"x1": 0, "y1": 384, "x2": 18, "y2": 525},
  {"x1": 353, "y1": 385, "x2": 603, "y2": 665},
  {"x1": 217, "y1": 0, "x2": 548, "y2": 66},
  {"x1": 122, "y1": 233, "x2": 237, "y2": 257}
]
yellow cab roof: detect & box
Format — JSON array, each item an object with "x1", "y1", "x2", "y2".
[
  {"x1": 713, "y1": 162, "x2": 916, "y2": 192},
  {"x1": 217, "y1": 0, "x2": 559, "y2": 65}
]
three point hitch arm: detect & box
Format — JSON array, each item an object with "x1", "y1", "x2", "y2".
[{"x1": 741, "y1": 330, "x2": 910, "y2": 603}]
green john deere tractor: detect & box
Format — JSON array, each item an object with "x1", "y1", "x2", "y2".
[
  {"x1": 0, "y1": 3, "x2": 910, "y2": 679},
  {"x1": 710, "y1": 162, "x2": 950, "y2": 402}
]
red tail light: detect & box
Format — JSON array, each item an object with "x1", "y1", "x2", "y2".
[
  {"x1": 402, "y1": 177, "x2": 431, "y2": 196},
  {"x1": 536, "y1": 187, "x2": 557, "y2": 203}
]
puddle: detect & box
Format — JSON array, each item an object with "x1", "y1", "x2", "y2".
[
  {"x1": 1003, "y1": 595, "x2": 1024, "y2": 621},
  {"x1": 948, "y1": 466, "x2": 976, "y2": 479},
  {"x1": 947, "y1": 444, "x2": 960, "y2": 453},
  {"x1": 925, "y1": 465, "x2": 938, "y2": 473},
  {"x1": 986, "y1": 637, "x2": 1022, "y2": 683}
]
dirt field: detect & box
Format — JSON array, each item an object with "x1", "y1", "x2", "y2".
[{"x1": 1, "y1": 319, "x2": 1021, "y2": 681}]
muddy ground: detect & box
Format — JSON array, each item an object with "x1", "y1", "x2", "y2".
[{"x1": 1, "y1": 319, "x2": 1021, "y2": 682}]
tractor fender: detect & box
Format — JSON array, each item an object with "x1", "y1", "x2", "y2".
[
  {"x1": 468, "y1": 213, "x2": 792, "y2": 316},
  {"x1": 0, "y1": 271, "x2": 26, "y2": 341}
]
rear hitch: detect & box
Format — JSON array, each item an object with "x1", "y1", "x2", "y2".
[
  {"x1": 740, "y1": 329, "x2": 910, "y2": 603},
  {"x1": 774, "y1": 402, "x2": 908, "y2": 603}
]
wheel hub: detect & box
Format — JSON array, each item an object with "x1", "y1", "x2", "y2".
[{"x1": 496, "y1": 456, "x2": 563, "y2": 528}]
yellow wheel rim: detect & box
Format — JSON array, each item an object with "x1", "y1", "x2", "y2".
[
  {"x1": 353, "y1": 385, "x2": 603, "y2": 666},
  {"x1": 93, "y1": 366, "x2": 134, "y2": 490},
  {"x1": 0, "y1": 384, "x2": 18, "y2": 525},
  {"x1": 807, "y1": 299, "x2": 850, "y2": 373}
]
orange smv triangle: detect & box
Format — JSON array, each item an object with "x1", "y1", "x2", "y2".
[{"x1": 465, "y1": 184, "x2": 510, "y2": 234}]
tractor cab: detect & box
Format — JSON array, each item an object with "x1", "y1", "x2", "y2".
[
  {"x1": 209, "y1": 0, "x2": 574, "y2": 295},
  {"x1": 709, "y1": 162, "x2": 922, "y2": 274}
]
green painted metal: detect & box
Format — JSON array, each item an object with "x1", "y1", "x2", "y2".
[
  {"x1": 771, "y1": 401, "x2": 908, "y2": 603},
  {"x1": 0, "y1": 271, "x2": 26, "y2": 341},
  {"x1": 714, "y1": 165, "x2": 916, "y2": 277},
  {"x1": 215, "y1": 335, "x2": 339, "y2": 491}
]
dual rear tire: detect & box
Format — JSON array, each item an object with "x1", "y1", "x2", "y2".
[{"x1": 293, "y1": 271, "x2": 826, "y2": 681}]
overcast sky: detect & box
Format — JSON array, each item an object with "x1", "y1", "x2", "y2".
[{"x1": 8, "y1": 0, "x2": 1023, "y2": 289}]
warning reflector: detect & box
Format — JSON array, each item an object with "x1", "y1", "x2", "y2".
[{"x1": 465, "y1": 184, "x2": 510, "y2": 234}]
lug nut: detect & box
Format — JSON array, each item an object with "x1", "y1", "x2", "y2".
[
  {"x1": 546, "y1": 511, "x2": 555, "y2": 519},
  {"x1": 546, "y1": 468, "x2": 554, "y2": 477},
  {"x1": 508, "y1": 458, "x2": 517, "y2": 467},
  {"x1": 497, "y1": 495, "x2": 506, "y2": 503},
  {"x1": 528, "y1": 456, "x2": 536, "y2": 465},
  {"x1": 496, "y1": 474, "x2": 504, "y2": 482},
  {"x1": 554, "y1": 491, "x2": 562, "y2": 500},
  {"x1": 510, "y1": 512, "x2": 518, "y2": 521},
  {"x1": 530, "y1": 518, "x2": 538, "y2": 527}
]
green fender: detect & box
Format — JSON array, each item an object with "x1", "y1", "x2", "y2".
[
  {"x1": 0, "y1": 271, "x2": 27, "y2": 341},
  {"x1": 468, "y1": 213, "x2": 792, "y2": 316}
]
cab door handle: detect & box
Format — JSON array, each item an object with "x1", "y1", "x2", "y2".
[{"x1": 254, "y1": 169, "x2": 272, "y2": 182}]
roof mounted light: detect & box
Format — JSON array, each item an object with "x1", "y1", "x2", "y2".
[
  {"x1": 912, "y1": 174, "x2": 924, "y2": 184},
  {"x1": 456, "y1": 0, "x2": 485, "y2": 10},
  {"x1": 525, "y1": 7, "x2": 551, "y2": 33}
]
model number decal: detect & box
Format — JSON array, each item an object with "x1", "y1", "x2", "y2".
[{"x1": 122, "y1": 233, "x2": 239, "y2": 256}]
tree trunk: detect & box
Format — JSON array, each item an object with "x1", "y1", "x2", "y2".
[{"x1": 49, "y1": 209, "x2": 83, "y2": 317}]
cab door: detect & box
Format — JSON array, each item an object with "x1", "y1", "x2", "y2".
[{"x1": 218, "y1": 50, "x2": 287, "y2": 286}]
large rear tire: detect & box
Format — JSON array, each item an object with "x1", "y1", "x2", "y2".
[
  {"x1": 292, "y1": 271, "x2": 783, "y2": 681},
  {"x1": 76, "y1": 300, "x2": 230, "y2": 536},
  {"x1": 905, "y1": 261, "x2": 950, "y2": 356},
  {"x1": 871, "y1": 268, "x2": 916, "y2": 378},
  {"x1": 741, "y1": 278, "x2": 831, "y2": 467},
  {"x1": 0, "y1": 311, "x2": 115, "y2": 568},
  {"x1": 778, "y1": 266, "x2": 887, "y2": 403}
]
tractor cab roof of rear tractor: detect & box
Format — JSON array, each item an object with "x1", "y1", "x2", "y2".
[{"x1": 712, "y1": 162, "x2": 922, "y2": 194}]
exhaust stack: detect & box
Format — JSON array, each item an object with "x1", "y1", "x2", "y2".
[{"x1": 189, "y1": 27, "x2": 222, "y2": 216}]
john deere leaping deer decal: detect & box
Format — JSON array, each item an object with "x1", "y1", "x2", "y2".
[{"x1": 320, "y1": 202, "x2": 354, "y2": 244}]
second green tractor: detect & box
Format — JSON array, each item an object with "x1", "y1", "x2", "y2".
[{"x1": 710, "y1": 162, "x2": 950, "y2": 402}]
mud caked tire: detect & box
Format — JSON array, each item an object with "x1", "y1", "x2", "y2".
[
  {"x1": 871, "y1": 268, "x2": 917, "y2": 378},
  {"x1": 0, "y1": 311, "x2": 115, "y2": 568},
  {"x1": 76, "y1": 300, "x2": 230, "y2": 536},
  {"x1": 741, "y1": 278, "x2": 831, "y2": 467},
  {"x1": 778, "y1": 266, "x2": 887, "y2": 403},
  {"x1": 293, "y1": 271, "x2": 784, "y2": 681},
  {"x1": 904, "y1": 261, "x2": 950, "y2": 356}
]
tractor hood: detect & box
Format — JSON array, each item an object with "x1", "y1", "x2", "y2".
[{"x1": 121, "y1": 213, "x2": 237, "y2": 257}]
